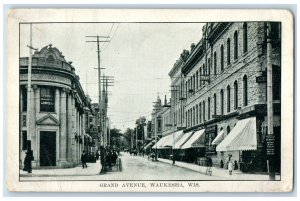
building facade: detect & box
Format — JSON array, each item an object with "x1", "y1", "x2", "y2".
[
  {"x1": 152, "y1": 22, "x2": 281, "y2": 173},
  {"x1": 20, "y1": 44, "x2": 94, "y2": 168}
]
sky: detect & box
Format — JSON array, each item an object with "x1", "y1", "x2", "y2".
[{"x1": 20, "y1": 23, "x2": 204, "y2": 132}]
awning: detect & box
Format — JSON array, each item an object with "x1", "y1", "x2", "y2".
[
  {"x1": 261, "y1": 116, "x2": 281, "y2": 127},
  {"x1": 211, "y1": 130, "x2": 224, "y2": 145},
  {"x1": 161, "y1": 130, "x2": 184, "y2": 148},
  {"x1": 181, "y1": 129, "x2": 205, "y2": 149},
  {"x1": 216, "y1": 117, "x2": 257, "y2": 152},
  {"x1": 152, "y1": 135, "x2": 171, "y2": 149},
  {"x1": 174, "y1": 131, "x2": 194, "y2": 149},
  {"x1": 143, "y1": 141, "x2": 154, "y2": 150}
]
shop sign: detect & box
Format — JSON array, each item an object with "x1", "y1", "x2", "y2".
[{"x1": 266, "y1": 135, "x2": 275, "y2": 156}]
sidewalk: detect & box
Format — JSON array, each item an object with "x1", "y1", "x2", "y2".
[
  {"x1": 157, "y1": 157, "x2": 281, "y2": 180},
  {"x1": 20, "y1": 161, "x2": 101, "y2": 177}
]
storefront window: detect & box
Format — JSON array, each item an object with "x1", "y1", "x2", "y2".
[{"x1": 22, "y1": 131, "x2": 27, "y2": 150}]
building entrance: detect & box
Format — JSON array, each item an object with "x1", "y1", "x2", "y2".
[{"x1": 40, "y1": 131, "x2": 56, "y2": 166}]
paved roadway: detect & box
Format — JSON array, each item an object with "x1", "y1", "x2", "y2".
[{"x1": 22, "y1": 152, "x2": 221, "y2": 181}]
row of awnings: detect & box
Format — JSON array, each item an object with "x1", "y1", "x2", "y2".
[{"x1": 146, "y1": 117, "x2": 263, "y2": 152}]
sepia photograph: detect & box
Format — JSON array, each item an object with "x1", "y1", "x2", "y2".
[{"x1": 6, "y1": 9, "x2": 294, "y2": 192}]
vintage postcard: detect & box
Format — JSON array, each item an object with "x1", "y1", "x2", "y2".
[{"x1": 6, "y1": 9, "x2": 294, "y2": 192}]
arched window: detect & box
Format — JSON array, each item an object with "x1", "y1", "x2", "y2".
[
  {"x1": 208, "y1": 97, "x2": 211, "y2": 120},
  {"x1": 220, "y1": 89, "x2": 224, "y2": 115},
  {"x1": 243, "y1": 23, "x2": 248, "y2": 53},
  {"x1": 196, "y1": 71, "x2": 199, "y2": 90},
  {"x1": 193, "y1": 107, "x2": 195, "y2": 126},
  {"x1": 227, "y1": 85, "x2": 231, "y2": 113},
  {"x1": 193, "y1": 74, "x2": 195, "y2": 93},
  {"x1": 213, "y1": 93, "x2": 217, "y2": 116},
  {"x1": 227, "y1": 38, "x2": 231, "y2": 65},
  {"x1": 234, "y1": 31, "x2": 238, "y2": 60},
  {"x1": 208, "y1": 58, "x2": 211, "y2": 76},
  {"x1": 220, "y1": 45, "x2": 224, "y2": 71},
  {"x1": 199, "y1": 102, "x2": 202, "y2": 123},
  {"x1": 203, "y1": 100, "x2": 206, "y2": 121},
  {"x1": 214, "y1": 51, "x2": 217, "y2": 76},
  {"x1": 185, "y1": 81, "x2": 188, "y2": 98},
  {"x1": 196, "y1": 105, "x2": 198, "y2": 124},
  {"x1": 227, "y1": 125, "x2": 231, "y2": 135},
  {"x1": 199, "y1": 67, "x2": 202, "y2": 87},
  {"x1": 234, "y1": 80, "x2": 238, "y2": 110},
  {"x1": 243, "y1": 75, "x2": 248, "y2": 106}
]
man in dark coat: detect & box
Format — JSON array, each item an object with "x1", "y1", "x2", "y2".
[
  {"x1": 100, "y1": 146, "x2": 106, "y2": 174},
  {"x1": 81, "y1": 150, "x2": 88, "y2": 168},
  {"x1": 23, "y1": 150, "x2": 34, "y2": 173}
]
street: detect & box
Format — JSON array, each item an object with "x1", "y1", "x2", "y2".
[{"x1": 21, "y1": 152, "x2": 221, "y2": 181}]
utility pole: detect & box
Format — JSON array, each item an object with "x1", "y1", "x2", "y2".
[
  {"x1": 86, "y1": 36, "x2": 110, "y2": 148},
  {"x1": 266, "y1": 22, "x2": 275, "y2": 181},
  {"x1": 26, "y1": 23, "x2": 38, "y2": 173}
]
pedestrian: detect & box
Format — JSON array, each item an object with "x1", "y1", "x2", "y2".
[
  {"x1": 234, "y1": 160, "x2": 239, "y2": 170},
  {"x1": 23, "y1": 150, "x2": 34, "y2": 173},
  {"x1": 220, "y1": 160, "x2": 224, "y2": 168},
  {"x1": 106, "y1": 150, "x2": 112, "y2": 171},
  {"x1": 81, "y1": 150, "x2": 88, "y2": 169},
  {"x1": 228, "y1": 159, "x2": 233, "y2": 175},
  {"x1": 100, "y1": 146, "x2": 106, "y2": 174},
  {"x1": 96, "y1": 150, "x2": 100, "y2": 161}
]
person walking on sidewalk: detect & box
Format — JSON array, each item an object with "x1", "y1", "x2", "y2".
[
  {"x1": 228, "y1": 159, "x2": 233, "y2": 175},
  {"x1": 81, "y1": 151, "x2": 88, "y2": 169},
  {"x1": 99, "y1": 146, "x2": 106, "y2": 174}
]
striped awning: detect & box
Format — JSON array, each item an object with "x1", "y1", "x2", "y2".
[
  {"x1": 174, "y1": 131, "x2": 194, "y2": 149},
  {"x1": 211, "y1": 130, "x2": 224, "y2": 145},
  {"x1": 216, "y1": 117, "x2": 257, "y2": 152},
  {"x1": 161, "y1": 130, "x2": 184, "y2": 148},
  {"x1": 152, "y1": 135, "x2": 171, "y2": 149},
  {"x1": 181, "y1": 129, "x2": 205, "y2": 149},
  {"x1": 143, "y1": 141, "x2": 154, "y2": 150}
]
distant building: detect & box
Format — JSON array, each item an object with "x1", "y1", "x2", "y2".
[{"x1": 20, "y1": 44, "x2": 95, "y2": 168}]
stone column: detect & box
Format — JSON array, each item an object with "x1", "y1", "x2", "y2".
[
  {"x1": 67, "y1": 91, "x2": 73, "y2": 163},
  {"x1": 76, "y1": 108, "x2": 80, "y2": 164},
  {"x1": 55, "y1": 88, "x2": 60, "y2": 117},
  {"x1": 71, "y1": 93, "x2": 76, "y2": 166},
  {"x1": 58, "y1": 88, "x2": 67, "y2": 166}
]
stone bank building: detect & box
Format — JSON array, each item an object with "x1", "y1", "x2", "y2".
[
  {"x1": 151, "y1": 22, "x2": 281, "y2": 173},
  {"x1": 19, "y1": 45, "x2": 94, "y2": 168}
]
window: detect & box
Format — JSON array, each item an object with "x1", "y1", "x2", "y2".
[
  {"x1": 234, "y1": 81, "x2": 238, "y2": 110},
  {"x1": 40, "y1": 87, "x2": 55, "y2": 112},
  {"x1": 199, "y1": 103, "x2": 202, "y2": 123},
  {"x1": 213, "y1": 93, "x2": 217, "y2": 115},
  {"x1": 193, "y1": 74, "x2": 195, "y2": 93},
  {"x1": 227, "y1": 38, "x2": 231, "y2": 65},
  {"x1": 203, "y1": 100, "x2": 206, "y2": 121},
  {"x1": 190, "y1": 109, "x2": 192, "y2": 127},
  {"x1": 227, "y1": 85, "x2": 231, "y2": 113},
  {"x1": 186, "y1": 81, "x2": 188, "y2": 98},
  {"x1": 227, "y1": 126, "x2": 231, "y2": 135},
  {"x1": 214, "y1": 52, "x2": 217, "y2": 76},
  {"x1": 196, "y1": 105, "x2": 198, "y2": 124},
  {"x1": 208, "y1": 58, "x2": 211, "y2": 76},
  {"x1": 196, "y1": 71, "x2": 199, "y2": 90},
  {"x1": 21, "y1": 87, "x2": 27, "y2": 112},
  {"x1": 208, "y1": 97, "x2": 211, "y2": 120},
  {"x1": 185, "y1": 111, "x2": 187, "y2": 126},
  {"x1": 199, "y1": 67, "x2": 202, "y2": 87},
  {"x1": 234, "y1": 31, "x2": 238, "y2": 60},
  {"x1": 243, "y1": 75, "x2": 248, "y2": 106},
  {"x1": 243, "y1": 23, "x2": 248, "y2": 53},
  {"x1": 220, "y1": 45, "x2": 224, "y2": 71},
  {"x1": 21, "y1": 131, "x2": 27, "y2": 150},
  {"x1": 220, "y1": 89, "x2": 224, "y2": 115},
  {"x1": 193, "y1": 107, "x2": 195, "y2": 126},
  {"x1": 46, "y1": 55, "x2": 55, "y2": 63}
]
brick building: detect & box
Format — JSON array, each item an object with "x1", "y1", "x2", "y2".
[{"x1": 153, "y1": 22, "x2": 281, "y2": 172}]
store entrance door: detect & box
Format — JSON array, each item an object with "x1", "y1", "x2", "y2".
[{"x1": 40, "y1": 131, "x2": 56, "y2": 166}]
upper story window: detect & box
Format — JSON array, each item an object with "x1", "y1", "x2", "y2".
[
  {"x1": 227, "y1": 85, "x2": 231, "y2": 113},
  {"x1": 213, "y1": 93, "x2": 217, "y2": 116},
  {"x1": 208, "y1": 58, "x2": 211, "y2": 76},
  {"x1": 196, "y1": 71, "x2": 199, "y2": 90},
  {"x1": 196, "y1": 105, "x2": 199, "y2": 124},
  {"x1": 208, "y1": 97, "x2": 211, "y2": 120},
  {"x1": 234, "y1": 80, "x2": 238, "y2": 110},
  {"x1": 234, "y1": 31, "x2": 238, "y2": 60},
  {"x1": 227, "y1": 38, "x2": 231, "y2": 65},
  {"x1": 40, "y1": 87, "x2": 55, "y2": 112},
  {"x1": 214, "y1": 51, "x2": 217, "y2": 76},
  {"x1": 46, "y1": 55, "x2": 55, "y2": 63},
  {"x1": 243, "y1": 23, "x2": 248, "y2": 53},
  {"x1": 203, "y1": 100, "x2": 206, "y2": 121},
  {"x1": 220, "y1": 45, "x2": 224, "y2": 72},
  {"x1": 193, "y1": 74, "x2": 196, "y2": 93},
  {"x1": 199, "y1": 102, "x2": 202, "y2": 123},
  {"x1": 220, "y1": 89, "x2": 224, "y2": 115},
  {"x1": 21, "y1": 87, "x2": 27, "y2": 112},
  {"x1": 243, "y1": 75, "x2": 248, "y2": 106}
]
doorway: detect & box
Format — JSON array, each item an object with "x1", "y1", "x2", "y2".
[{"x1": 40, "y1": 131, "x2": 56, "y2": 166}]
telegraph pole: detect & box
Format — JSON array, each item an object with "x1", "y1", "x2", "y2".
[
  {"x1": 26, "y1": 23, "x2": 38, "y2": 173},
  {"x1": 266, "y1": 22, "x2": 275, "y2": 180},
  {"x1": 86, "y1": 36, "x2": 110, "y2": 147}
]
